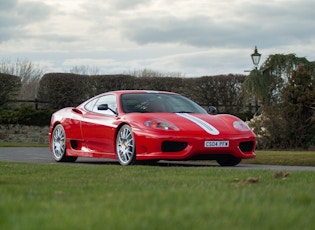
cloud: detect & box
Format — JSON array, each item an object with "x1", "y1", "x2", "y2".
[
  {"x1": 0, "y1": 0, "x2": 315, "y2": 77},
  {"x1": 109, "y1": 0, "x2": 153, "y2": 10},
  {"x1": 122, "y1": 16, "x2": 247, "y2": 47},
  {"x1": 0, "y1": 0, "x2": 17, "y2": 10},
  {"x1": 59, "y1": 0, "x2": 315, "y2": 50},
  {"x1": 0, "y1": 0, "x2": 52, "y2": 42},
  {"x1": 120, "y1": 0, "x2": 315, "y2": 49}
]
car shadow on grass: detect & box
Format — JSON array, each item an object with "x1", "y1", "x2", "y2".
[{"x1": 73, "y1": 159, "x2": 221, "y2": 167}]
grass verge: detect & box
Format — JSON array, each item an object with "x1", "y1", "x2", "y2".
[
  {"x1": 0, "y1": 162, "x2": 314, "y2": 230},
  {"x1": 243, "y1": 150, "x2": 315, "y2": 166},
  {"x1": 0, "y1": 142, "x2": 49, "y2": 147}
]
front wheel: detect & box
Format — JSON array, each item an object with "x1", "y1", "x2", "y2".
[
  {"x1": 51, "y1": 124, "x2": 77, "y2": 162},
  {"x1": 116, "y1": 124, "x2": 136, "y2": 166},
  {"x1": 216, "y1": 155, "x2": 241, "y2": 166}
]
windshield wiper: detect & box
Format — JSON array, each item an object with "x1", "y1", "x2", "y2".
[{"x1": 175, "y1": 111, "x2": 193, "y2": 113}]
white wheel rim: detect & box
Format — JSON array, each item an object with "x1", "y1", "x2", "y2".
[
  {"x1": 52, "y1": 125, "x2": 66, "y2": 160},
  {"x1": 117, "y1": 126, "x2": 135, "y2": 164}
]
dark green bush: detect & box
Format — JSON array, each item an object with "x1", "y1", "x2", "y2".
[
  {"x1": 90, "y1": 74, "x2": 136, "y2": 95},
  {"x1": 0, "y1": 73, "x2": 21, "y2": 107},
  {"x1": 134, "y1": 76, "x2": 187, "y2": 94},
  {"x1": 37, "y1": 73, "x2": 90, "y2": 109},
  {"x1": 0, "y1": 106, "x2": 53, "y2": 126}
]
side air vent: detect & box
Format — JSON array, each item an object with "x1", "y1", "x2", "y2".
[{"x1": 70, "y1": 140, "x2": 78, "y2": 149}]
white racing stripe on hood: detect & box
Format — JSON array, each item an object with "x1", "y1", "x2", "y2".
[{"x1": 176, "y1": 113, "x2": 220, "y2": 135}]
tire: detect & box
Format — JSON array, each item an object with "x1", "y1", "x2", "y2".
[
  {"x1": 116, "y1": 124, "x2": 136, "y2": 166},
  {"x1": 216, "y1": 155, "x2": 241, "y2": 166},
  {"x1": 51, "y1": 124, "x2": 77, "y2": 162}
]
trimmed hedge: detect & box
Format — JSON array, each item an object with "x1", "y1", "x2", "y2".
[
  {"x1": 37, "y1": 73, "x2": 247, "y2": 113},
  {"x1": 0, "y1": 73, "x2": 21, "y2": 107},
  {"x1": 37, "y1": 73, "x2": 90, "y2": 109},
  {"x1": 90, "y1": 74, "x2": 137, "y2": 95},
  {"x1": 0, "y1": 106, "x2": 53, "y2": 127}
]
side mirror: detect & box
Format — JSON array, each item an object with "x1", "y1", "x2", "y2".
[
  {"x1": 208, "y1": 106, "x2": 217, "y2": 114},
  {"x1": 97, "y1": 104, "x2": 118, "y2": 115},
  {"x1": 97, "y1": 104, "x2": 109, "y2": 110}
]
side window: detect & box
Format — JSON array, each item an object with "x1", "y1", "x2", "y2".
[
  {"x1": 92, "y1": 94, "x2": 117, "y2": 115},
  {"x1": 85, "y1": 98, "x2": 97, "y2": 111}
]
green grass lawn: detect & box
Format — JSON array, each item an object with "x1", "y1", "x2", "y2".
[{"x1": 0, "y1": 162, "x2": 314, "y2": 230}]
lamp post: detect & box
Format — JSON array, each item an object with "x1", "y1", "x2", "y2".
[
  {"x1": 251, "y1": 46, "x2": 261, "y2": 69},
  {"x1": 250, "y1": 46, "x2": 262, "y2": 113}
]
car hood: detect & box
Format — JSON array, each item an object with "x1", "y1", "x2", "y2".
[{"x1": 125, "y1": 112, "x2": 251, "y2": 136}]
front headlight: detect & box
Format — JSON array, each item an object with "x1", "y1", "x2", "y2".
[
  {"x1": 233, "y1": 120, "x2": 251, "y2": 132},
  {"x1": 144, "y1": 119, "x2": 179, "y2": 131}
]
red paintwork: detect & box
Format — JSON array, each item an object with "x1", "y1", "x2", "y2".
[{"x1": 49, "y1": 90, "x2": 256, "y2": 162}]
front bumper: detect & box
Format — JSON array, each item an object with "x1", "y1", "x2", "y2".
[{"x1": 133, "y1": 129, "x2": 256, "y2": 161}]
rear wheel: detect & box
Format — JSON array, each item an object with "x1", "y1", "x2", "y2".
[
  {"x1": 116, "y1": 124, "x2": 136, "y2": 165},
  {"x1": 216, "y1": 155, "x2": 241, "y2": 166},
  {"x1": 52, "y1": 124, "x2": 77, "y2": 162}
]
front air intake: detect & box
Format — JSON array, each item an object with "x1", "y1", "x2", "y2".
[
  {"x1": 239, "y1": 141, "x2": 255, "y2": 152},
  {"x1": 162, "y1": 141, "x2": 187, "y2": 152}
]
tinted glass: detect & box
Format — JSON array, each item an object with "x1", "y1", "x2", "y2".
[
  {"x1": 121, "y1": 93, "x2": 207, "y2": 114},
  {"x1": 85, "y1": 94, "x2": 117, "y2": 115}
]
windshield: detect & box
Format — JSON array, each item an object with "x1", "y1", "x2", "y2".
[{"x1": 121, "y1": 93, "x2": 207, "y2": 114}]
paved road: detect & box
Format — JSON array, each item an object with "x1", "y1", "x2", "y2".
[{"x1": 0, "y1": 147, "x2": 314, "y2": 171}]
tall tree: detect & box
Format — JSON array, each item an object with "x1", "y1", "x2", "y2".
[
  {"x1": 243, "y1": 54, "x2": 310, "y2": 107},
  {"x1": 281, "y1": 64, "x2": 315, "y2": 147},
  {"x1": 245, "y1": 54, "x2": 315, "y2": 148},
  {"x1": 69, "y1": 65, "x2": 100, "y2": 75}
]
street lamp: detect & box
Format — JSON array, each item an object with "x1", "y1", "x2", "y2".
[
  {"x1": 248, "y1": 46, "x2": 262, "y2": 114},
  {"x1": 251, "y1": 46, "x2": 261, "y2": 69}
]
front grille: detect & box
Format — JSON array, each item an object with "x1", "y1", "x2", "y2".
[
  {"x1": 239, "y1": 141, "x2": 254, "y2": 152},
  {"x1": 162, "y1": 141, "x2": 187, "y2": 152}
]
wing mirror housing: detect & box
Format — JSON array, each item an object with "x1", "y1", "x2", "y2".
[
  {"x1": 97, "y1": 104, "x2": 109, "y2": 110},
  {"x1": 208, "y1": 106, "x2": 217, "y2": 114},
  {"x1": 97, "y1": 104, "x2": 118, "y2": 115}
]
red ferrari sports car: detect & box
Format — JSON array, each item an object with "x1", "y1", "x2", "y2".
[{"x1": 49, "y1": 90, "x2": 256, "y2": 166}]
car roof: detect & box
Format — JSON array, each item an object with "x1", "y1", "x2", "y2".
[{"x1": 102, "y1": 90, "x2": 178, "y2": 96}]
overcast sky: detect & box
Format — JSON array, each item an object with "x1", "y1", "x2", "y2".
[{"x1": 1, "y1": 0, "x2": 314, "y2": 77}]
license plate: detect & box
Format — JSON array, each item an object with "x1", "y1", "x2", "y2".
[{"x1": 204, "y1": 141, "x2": 229, "y2": 148}]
